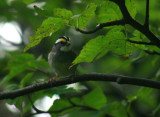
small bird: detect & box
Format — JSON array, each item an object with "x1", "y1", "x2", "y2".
[{"x1": 48, "y1": 36, "x2": 77, "y2": 79}]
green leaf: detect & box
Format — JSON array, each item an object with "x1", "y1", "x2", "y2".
[
  {"x1": 105, "y1": 29, "x2": 140, "y2": 55},
  {"x1": 128, "y1": 30, "x2": 147, "y2": 50},
  {"x1": 136, "y1": 87, "x2": 156, "y2": 107},
  {"x1": 24, "y1": 17, "x2": 65, "y2": 51},
  {"x1": 69, "y1": 110, "x2": 93, "y2": 117},
  {"x1": 71, "y1": 97, "x2": 83, "y2": 105},
  {"x1": 6, "y1": 97, "x2": 24, "y2": 112},
  {"x1": 34, "y1": 5, "x2": 50, "y2": 17},
  {"x1": 129, "y1": 37, "x2": 146, "y2": 50},
  {"x1": 28, "y1": 59, "x2": 49, "y2": 68},
  {"x1": 0, "y1": 53, "x2": 48, "y2": 85},
  {"x1": 20, "y1": 72, "x2": 34, "y2": 88},
  {"x1": 103, "y1": 102, "x2": 128, "y2": 117},
  {"x1": 73, "y1": 36, "x2": 106, "y2": 64},
  {"x1": 152, "y1": 104, "x2": 160, "y2": 115},
  {"x1": 7, "y1": 53, "x2": 48, "y2": 69},
  {"x1": 0, "y1": 65, "x2": 28, "y2": 85},
  {"x1": 73, "y1": 28, "x2": 124, "y2": 65},
  {"x1": 73, "y1": 27, "x2": 143, "y2": 65},
  {"x1": 137, "y1": 87, "x2": 153, "y2": 99},
  {"x1": 53, "y1": 8, "x2": 73, "y2": 19},
  {"x1": 92, "y1": 0, "x2": 106, "y2": 5},
  {"x1": 83, "y1": 88, "x2": 107, "y2": 110},
  {"x1": 126, "y1": 0, "x2": 137, "y2": 18},
  {"x1": 70, "y1": 3, "x2": 97, "y2": 29},
  {"x1": 49, "y1": 98, "x2": 73, "y2": 116},
  {"x1": 127, "y1": 87, "x2": 155, "y2": 107},
  {"x1": 49, "y1": 99, "x2": 71, "y2": 111},
  {"x1": 22, "y1": 0, "x2": 34, "y2": 4},
  {"x1": 95, "y1": 1, "x2": 122, "y2": 23},
  {"x1": 44, "y1": 86, "x2": 76, "y2": 98}
]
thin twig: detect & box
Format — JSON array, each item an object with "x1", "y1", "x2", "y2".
[
  {"x1": 76, "y1": 19, "x2": 125, "y2": 34},
  {"x1": 145, "y1": 50, "x2": 160, "y2": 55},
  {"x1": 127, "y1": 39, "x2": 154, "y2": 45},
  {"x1": 25, "y1": 105, "x2": 75, "y2": 116},
  {"x1": 28, "y1": 95, "x2": 44, "y2": 113}
]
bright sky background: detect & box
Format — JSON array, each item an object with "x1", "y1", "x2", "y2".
[
  {"x1": 6, "y1": 94, "x2": 59, "y2": 117},
  {"x1": 0, "y1": 22, "x2": 22, "y2": 44}
]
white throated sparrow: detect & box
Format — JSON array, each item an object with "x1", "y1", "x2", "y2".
[{"x1": 48, "y1": 36, "x2": 77, "y2": 78}]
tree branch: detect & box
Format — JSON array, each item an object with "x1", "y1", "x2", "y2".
[
  {"x1": 76, "y1": 19, "x2": 125, "y2": 34},
  {"x1": 144, "y1": 0, "x2": 149, "y2": 29},
  {"x1": 127, "y1": 39, "x2": 160, "y2": 56},
  {"x1": 145, "y1": 50, "x2": 160, "y2": 55},
  {"x1": 1, "y1": 73, "x2": 160, "y2": 100},
  {"x1": 127, "y1": 39, "x2": 154, "y2": 45},
  {"x1": 76, "y1": 0, "x2": 160, "y2": 48},
  {"x1": 111, "y1": 0, "x2": 160, "y2": 48}
]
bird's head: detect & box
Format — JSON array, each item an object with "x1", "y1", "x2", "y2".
[{"x1": 54, "y1": 36, "x2": 71, "y2": 52}]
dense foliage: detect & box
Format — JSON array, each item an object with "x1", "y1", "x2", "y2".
[{"x1": 0, "y1": 0, "x2": 160, "y2": 117}]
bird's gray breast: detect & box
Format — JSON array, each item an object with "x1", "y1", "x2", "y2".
[{"x1": 49, "y1": 50, "x2": 77, "y2": 76}]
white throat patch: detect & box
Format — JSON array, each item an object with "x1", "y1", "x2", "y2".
[{"x1": 60, "y1": 45, "x2": 71, "y2": 52}]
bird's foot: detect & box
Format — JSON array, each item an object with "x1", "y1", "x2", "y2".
[{"x1": 48, "y1": 76, "x2": 59, "y2": 86}]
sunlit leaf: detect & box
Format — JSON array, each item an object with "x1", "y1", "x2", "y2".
[
  {"x1": 24, "y1": 17, "x2": 65, "y2": 51},
  {"x1": 126, "y1": 0, "x2": 137, "y2": 18},
  {"x1": 70, "y1": 3, "x2": 97, "y2": 29},
  {"x1": 129, "y1": 37, "x2": 146, "y2": 50},
  {"x1": 73, "y1": 36, "x2": 106, "y2": 64},
  {"x1": 95, "y1": 1, "x2": 122, "y2": 23},
  {"x1": 73, "y1": 28, "x2": 127, "y2": 65},
  {"x1": 73, "y1": 26, "x2": 148, "y2": 65},
  {"x1": 53, "y1": 8, "x2": 73, "y2": 19}
]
